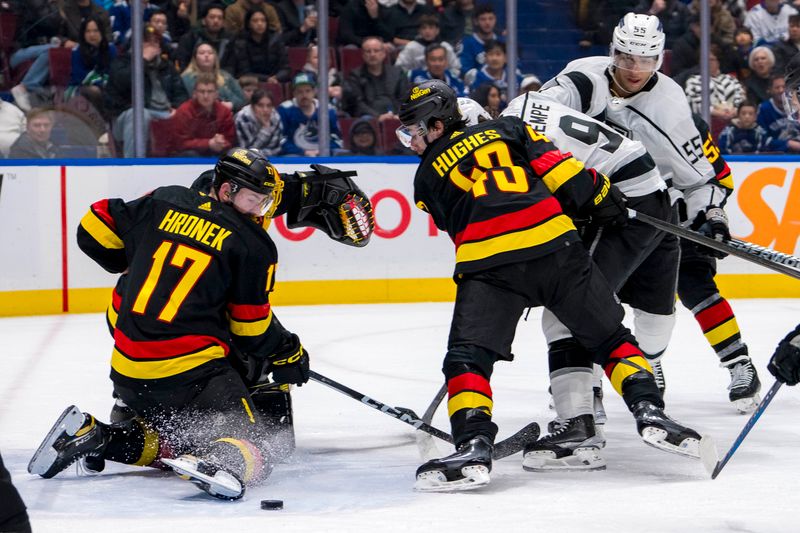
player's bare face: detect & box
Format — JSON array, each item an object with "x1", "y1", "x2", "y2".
[{"x1": 612, "y1": 53, "x2": 658, "y2": 94}]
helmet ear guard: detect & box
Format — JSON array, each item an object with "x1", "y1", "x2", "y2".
[{"x1": 610, "y1": 13, "x2": 665, "y2": 71}]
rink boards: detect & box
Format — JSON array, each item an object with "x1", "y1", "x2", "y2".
[{"x1": 0, "y1": 156, "x2": 798, "y2": 316}]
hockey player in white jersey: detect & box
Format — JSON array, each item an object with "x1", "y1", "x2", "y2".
[
  {"x1": 538, "y1": 12, "x2": 761, "y2": 415},
  {"x1": 460, "y1": 93, "x2": 707, "y2": 469}
]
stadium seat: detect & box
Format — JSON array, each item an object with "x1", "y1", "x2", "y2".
[
  {"x1": 378, "y1": 116, "x2": 403, "y2": 155},
  {"x1": 0, "y1": 12, "x2": 17, "y2": 90},
  {"x1": 149, "y1": 117, "x2": 177, "y2": 157},
  {"x1": 328, "y1": 16, "x2": 339, "y2": 46},
  {"x1": 339, "y1": 46, "x2": 363, "y2": 77},
  {"x1": 288, "y1": 46, "x2": 337, "y2": 75},
  {"x1": 660, "y1": 49, "x2": 672, "y2": 77},
  {"x1": 260, "y1": 81, "x2": 285, "y2": 105},
  {"x1": 710, "y1": 115, "x2": 730, "y2": 143},
  {"x1": 48, "y1": 47, "x2": 72, "y2": 87}
]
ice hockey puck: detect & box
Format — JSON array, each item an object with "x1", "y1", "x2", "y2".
[{"x1": 260, "y1": 499, "x2": 283, "y2": 510}]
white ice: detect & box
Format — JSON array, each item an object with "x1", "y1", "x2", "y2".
[{"x1": 2, "y1": 300, "x2": 799, "y2": 533}]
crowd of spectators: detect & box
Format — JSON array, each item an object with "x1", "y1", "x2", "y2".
[{"x1": 5, "y1": 0, "x2": 800, "y2": 158}]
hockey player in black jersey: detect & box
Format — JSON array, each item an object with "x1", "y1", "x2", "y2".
[
  {"x1": 28, "y1": 149, "x2": 372, "y2": 501},
  {"x1": 398, "y1": 80, "x2": 705, "y2": 491}
]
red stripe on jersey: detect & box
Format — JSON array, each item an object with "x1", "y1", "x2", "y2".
[
  {"x1": 609, "y1": 341, "x2": 643, "y2": 359},
  {"x1": 695, "y1": 299, "x2": 733, "y2": 332},
  {"x1": 716, "y1": 161, "x2": 731, "y2": 181},
  {"x1": 530, "y1": 149, "x2": 569, "y2": 176},
  {"x1": 114, "y1": 328, "x2": 229, "y2": 360},
  {"x1": 112, "y1": 288, "x2": 122, "y2": 311},
  {"x1": 227, "y1": 302, "x2": 271, "y2": 321},
  {"x1": 91, "y1": 199, "x2": 116, "y2": 231},
  {"x1": 454, "y1": 196, "x2": 562, "y2": 247},
  {"x1": 448, "y1": 372, "x2": 492, "y2": 398}
]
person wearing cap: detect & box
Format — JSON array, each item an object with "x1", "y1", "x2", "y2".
[{"x1": 279, "y1": 71, "x2": 342, "y2": 156}]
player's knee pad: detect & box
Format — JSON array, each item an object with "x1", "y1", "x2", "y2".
[
  {"x1": 542, "y1": 308, "x2": 572, "y2": 344},
  {"x1": 443, "y1": 345, "x2": 496, "y2": 380},
  {"x1": 632, "y1": 308, "x2": 675, "y2": 360}
]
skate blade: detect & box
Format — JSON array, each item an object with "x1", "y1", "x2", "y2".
[
  {"x1": 522, "y1": 447, "x2": 606, "y2": 472},
  {"x1": 28, "y1": 405, "x2": 85, "y2": 476},
  {"x1": 414, "y1": 465, "x2": 490, "y2": 492},
  {"x1": 733, "y1": 394, "x2": 761, "y2": 414},
  {"x1": 162, "y1": 457, "x2": 244, "y2": 500},
  {"x1": 699, "y1": 435, "x2": 719, "y2": 476},
  {"x1": 640, "y1": 427, "x2": 701, "y2": 459}
]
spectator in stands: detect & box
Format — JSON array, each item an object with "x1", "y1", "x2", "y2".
[
  {"x1": 395, "y1": 14, "x2": 461, "y2": 77},
  {"x1": 0, "y1": 100, "x2": 26, "y2": 158},
  {"x1": 165, "y1": 0, "x2": 197, "y2": 44},
  {"x1": 10, "y1": 0, "x2": 111, "y2": 112},
  {"x1": 718, "y1": 101, "x2": 770, "y2": 154},
  {"x1": 459, "y1": 3, "x2": 502, "y2": 76},
  {"x1": 635, "y1": 0, "x2": 689, "y2": 49},
  {"x1": 68, "y1": 16, "x2": 117, "y2": 117},
  {"x1": 464, "y1": 40, "x2": 521, "y2": 103},
  {"x1": 234, "y1": 88, "x2": 284, "y2": 155},
  {"x1": 109, "y1": 0, "x2": 159, "y2": 45},
  {"x1": 106, "y1": 23, "x2": 188, "y2": 157},
  {"x1": 409, "y1": 43, "x2": 466, "y2": 97},
  {"x1": 688, "y1": 0, "x2": 736, "y2": 48},
  {"x1": 730, "y1": 26, "x2": 755, "y2": 79},
  {"x1": 302, "y1": 44, "x2": 343, "y2": 112},
  {"x1": 342, "y1": 36, "x2": 409, "y2": 121},
  {"x1": 223, "y1": 8, "x2": 291, "y2": 83},
  {"x1": 271, "y1": 0, "x2": 318, "y2": 46},
  {"x1": 470, "y1": 81, "x2": 501, "y2": 118},
  {"x1": 386, "y1": 0, "x2": 433, "y2": 47},
  {"x1": 173, "y1": 71, "x2": 236, "y2": 156},
  {"x1": 773, "y1": 14, "x2": 800, "y2": 72},
  {"x1": 8, "y1": 109, "x2": 59, "y2": 159},
  {"x1": 758, "y1": 74, "x2": 800, "y2": 152},
  {"x1": 337, "y1": 0, "x2": 393, "y2": 47},
  {"x1": 147, "y1": 9, "x2": 172, "y2": 46},
  {"x1": 669, "y1": 14, "x2": 701, "y2": 83},
  {"x1": 278, "y1": 71, "x2": 342, "y2": 156},
  {"x1": 16, "y1": 0, "x2": 63, "y2": 49},
  {"x1": 176, "y1": 3, "x2": 231, "y2": 71},
  {"x1": 745, "y1": 45, "x2": 777, "y2": 105},
  {"x1": 238, "y1": 74, "x2": 260, "y2": 102},
  {"x1": 223, "y1": 0, "x2": 281, "y2": 35},
  {"x1": 745, "y1": 0, "x2": 798, "y2": 46},
  {"x1": 684, "y1": 50, "x2": 744, "y2": 121},
  {"x1": 347, "y1": 117, "x2": 378, "y2": 155},
  {"x1": 440, "y1": 0, "x2": 474, "y2": 46},
  {"x1": 182, "y1": 42, "x2": 246, "y2": 111}
]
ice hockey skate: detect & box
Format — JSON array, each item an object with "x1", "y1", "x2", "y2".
[
  {"x1": 724, "y1": 357, "x2": 762, "y2": 413},
  {"x1": 162, "y1": 455, "x2": 245, "y2": 500},
  {"x1": 633, "y1": 400, "x2": 710, "y2": 459},
  {"x1": 523, "y1": 414, "x2": 606, "y2": 472},
  {"x1": 28, "y1": 405, "x2": 110, "y2": 478},
  {"x1": 414, "y1": 435, "x2": 492, "y2": 492},
  {"x1": 651, "y1": 360, "x2": 666, "y2": 397}
]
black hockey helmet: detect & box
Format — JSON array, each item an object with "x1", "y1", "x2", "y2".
[
  {"x1": 213, "y1": 147, "x2": 280, "y2": 196},
  {"x1": 398, "y1": 80, "x2": 461, "y2": 132}
]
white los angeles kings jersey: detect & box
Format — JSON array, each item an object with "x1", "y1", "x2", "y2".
[
  {"x1": 501, "y1": 91, "x2": 665, "y2": 198},
  {"x1": 539, "y1": 56, "x2": 732, "y2": 219}
]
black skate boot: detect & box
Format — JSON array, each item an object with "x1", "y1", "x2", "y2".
[
  {"x1": 414, "y1": 435, "x2": 493, "y2": 492},
  {"x1": 162, "y1": 455, "x2": 245, "y2": 500},
  {"x1": 724, "y1": 357, "x2": 762, "y2": 413},
  {"x1": 632, "y1": 401, "x2": 706, "y2": 459},
  {"x1": 28, "y1": 406, "x2": 110, "y2": 478},
  {"x1": 523, "y1": 414, "x2": 606, "y2": 472}
]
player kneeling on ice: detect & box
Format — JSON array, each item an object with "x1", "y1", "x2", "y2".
[
  {"x1": 28, "y1": 148, "x2": 374, "y2": 500},
  {"x1": 397, "y1": 80, "x2": 708, "y2": 492}
]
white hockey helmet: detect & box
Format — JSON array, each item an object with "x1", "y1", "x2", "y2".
[
  {"x1": 457, "y1": 97, "x2": 492, "y2": 127},
  {"x1": 610, "y1": 13, "x2": 665, "y2": 71}
]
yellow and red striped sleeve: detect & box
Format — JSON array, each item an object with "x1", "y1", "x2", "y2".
[
  {"x1": 227, "y1": 302, "x2": 274, "y2": 338},
  {"x1": 77, "y1": 199, "x2": 128, "y2": 273}
]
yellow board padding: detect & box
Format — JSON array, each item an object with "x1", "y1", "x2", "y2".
[{"x1": 1, "y1": 274, "x2": 799, "y2": 317}]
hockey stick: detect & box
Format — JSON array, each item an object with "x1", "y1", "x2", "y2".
[
  {"x1": 415, "y1": 383, "x2": 448, "y2": 460},
  {"x1": 309, "y1": 371, "x2": 539, "y2": 459},
  {"x1": 628, "y1": 209, "x2": 800, "y2": 280},
  {"x1": 709, "y1": 380, "x2": 783, "y2": 479}
]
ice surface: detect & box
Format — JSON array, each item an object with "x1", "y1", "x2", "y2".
[{"x1": 2, "y1": 300, "x2": 799, "y2": 532}]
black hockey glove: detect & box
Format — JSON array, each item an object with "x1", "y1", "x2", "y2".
[
  {"x1": 287, "y1": 164, "x2": 375, "y2": 247},
  {"x1": 269, "y1": 332, "x2": 310, "y2": 386},
  {"x1": 768, "y1": 327, "x2": 800, "y2": 386},
  {"x1": 586, "y1": 175, "x2": 628, "y2": 227},
  {"x1": 691, "y1": 206, "x2": 730, "y2": 259}
]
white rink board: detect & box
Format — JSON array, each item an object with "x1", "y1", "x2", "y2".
[{"x1": 0, "y1": 159, "x2": 798, "y2": 293}]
